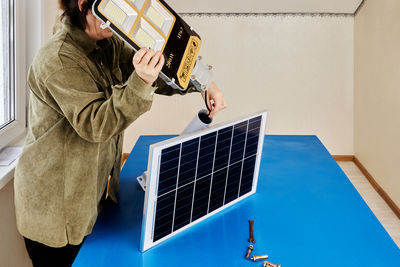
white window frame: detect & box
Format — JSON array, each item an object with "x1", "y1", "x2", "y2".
[{"x1": 0, "y1": 0, "x2": 27, "y2": 150}]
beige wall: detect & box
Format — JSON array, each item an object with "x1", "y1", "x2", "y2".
[
  {"x1": 43, "y1": 0, "x2": 61, "y2": 39},
  {"x1": 41, "y1": 6, "x2": 355, "y2": 154},
  {"x1": 0, "y1": 182, "x2": 31, "y2": 267},
  {"x1": 41, "y1": 5, "x2": 354, "y2": 155},
  {"x1": 354, "y1": 0, "x2": 400, "y2": 207},
  {"x1": 123, "y1": 15, "x2": 354, "y2": 155}
]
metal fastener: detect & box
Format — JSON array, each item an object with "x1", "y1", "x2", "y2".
[
  {"x1": 245, "y1": 244, "x2": 253, "y2": 259},
  {"x1": 251, "y1": 254, "x2": 269, "y2": 261},
  {"x1": 248, "y1": 220, "x2": 256, "y2": 243},
  {"x1": 208, "y1": 65, "x2": 213, "y2": 70},
  {"x1": 263, "y1": 260, "x2": 281, "y2": 267},
  {"x1": 198, "y1": 55, "x2": 203, "y2": 60}
]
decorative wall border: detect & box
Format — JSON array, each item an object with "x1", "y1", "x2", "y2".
[
  {"x1": 179, "y1": 12, "x2": 354, "y2": 18},
  {"x1": 178, "y1": 0, "x2": 366, "y2": 18},
  {"x1": 354, "y1": 0, "x2": 366, "y2": 15}
]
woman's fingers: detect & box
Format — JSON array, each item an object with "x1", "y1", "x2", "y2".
[
  {"x1": 154, "y1": 54, "x2": 165, "y2": 72},
  {"x1": 132, "y1": 47, "x2": 148, "y2": 65},
  {"x1": 210, "y1": 99, "x2": 226, "y2": 117},
  {"x1": 204, "y1": 81, "x2": 227, "y2": 118},
  {"x1": 209, "y1": 101, "x2": 221, "y2": 117},
  {"x1": 132, "y1": 48, "x2": 164, "y2": 85},
  {"x1": 149, "y1": 51, "x2": 162, "y2": 68},
  {"x1": 141, "y1": 49, "x2": 157, "y2": 65}
]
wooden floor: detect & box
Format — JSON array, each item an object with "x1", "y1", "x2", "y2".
[{"x1": 337, "y1": 161, "x2": 400, "y2": 248}]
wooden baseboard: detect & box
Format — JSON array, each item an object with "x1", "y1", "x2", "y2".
[
  {"x1": 353, "y1": 157, "x2": 400, "y2": 220},
  {"x1": 332, "y1": 155, "x2": 354, "y2": 161},
  {"x1": 333, "y1": 154, "x2": 400, "y2": 220},
  {"x1": 121, "y1": 153, "x2": 130, "y2": 168}
]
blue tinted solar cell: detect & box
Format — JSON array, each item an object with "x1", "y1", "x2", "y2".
[
  {"x1": 158, "y1": 144, "x2": 180, "y2": 196},
  {"x1": 191, "y1": 175, "x2": 212, "y2": 222},
  {"x1": 209, "y1": 168, "x2": 228, "y2": 212},
  {"x1": 160, "y1": 144, "x2": 180, "y2": 165},
  {"x1": 197, "y1": 132, "x2": 217, "y2": 179},
  {"x1": 178, "y1": 138, "x2": 199, "y2": 187},
  {"x1": 239, "y1": 155, "x2": 257, "y2": 196},
  {"x1": 214, "y1": 126, "x2": 233, "y2": 171},
  {"x1": 245, "y1": 117, "x2": 261, "y2": 158},
  {"x1": 153, "y1": 190, "x2": 175, "y2": 241},
  {"x1": 173, "y1": 182, "x2": 194, "y2": 231},
  {"x1": 229, "y1": 121, "x2": 248, "y2": 164},
  {"x1": 224, "y1": 161, "x2": 243, "y2": 204},
  {"x1": 245, "y1": 135, "x2": 259, "y2": 158},
  {"x1": 249, "y1": 116, "x2": 262, "y2": 129}
]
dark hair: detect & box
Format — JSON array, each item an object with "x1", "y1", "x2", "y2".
[{"x1": 59, "y1": 0, "x2": 95, "y2": 30}]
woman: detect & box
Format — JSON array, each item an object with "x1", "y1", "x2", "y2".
[{"x1": 14, "y1": 0, "x2": 226, "y2": 266}]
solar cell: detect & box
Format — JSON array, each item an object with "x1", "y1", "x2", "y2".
[{"x1": 141, "y1": 112, "x2": 267, "y2": 251}]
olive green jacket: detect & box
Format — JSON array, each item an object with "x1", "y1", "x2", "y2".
[{"x1": 14, "y1": 20, "x2": 195, "y2": 247}]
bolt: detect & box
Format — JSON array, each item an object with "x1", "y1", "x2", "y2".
[
  {"x1": 245, "y1": 244, "x2": 253, "y2": 259},
  {"x1": 251, "y1": 254, "x2": 269, "y2": 262},
  {"x1": 263, "y1": 261, "x2": 281, "y2": 267},
  {"x1": 248, "y1": 220, "x2": 255, "y2": 243}
]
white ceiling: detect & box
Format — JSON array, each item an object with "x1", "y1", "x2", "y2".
[{"x1": 166, "y1": 0, "x2": 364, "y2": 14}]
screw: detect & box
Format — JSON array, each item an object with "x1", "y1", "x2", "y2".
[
  {"x1": 245, "y1": 244, "x2": 253, "y2": 259},
  {"x1": 248, "y1": 220, "x2": 255, "y2": 243},
  {"x1": 208, "y1": 65, "x2": 213, "y2": 70},
  {"x1": 263, "y1": 261, "x2": 281, "y2": 267},
  {"x1": 251, "y1": 254, "x2": 269, "y2": 262}
]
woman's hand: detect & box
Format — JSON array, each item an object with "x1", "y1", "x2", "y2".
[
  {"x1": 133, "y1": 48, "x2": 164, "y2": 86},
  {"x1": 201, "y1": 81, "x2": 227, "y2": 117}
]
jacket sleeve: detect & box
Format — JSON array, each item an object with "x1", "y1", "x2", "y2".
[
  {"x1": 45, "y1": 67, "x2": 155, "y2": 143},
  {"x1": 153, "y1": 76, "x2": 200, "y2": 96},
  {"x1": 116, "y1": 37, "x2": 200, "y2": 96},
  {"x1": 118, "y1": 40, "x2": 135, "y2": 82}
]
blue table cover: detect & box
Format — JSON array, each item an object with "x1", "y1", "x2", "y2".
[{"x1": 73, "y1": 135, "x2": 400, "y2": 267}]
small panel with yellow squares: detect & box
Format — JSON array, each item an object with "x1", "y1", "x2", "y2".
[{"x1": 93, "y1": 0, "x2": 202, "y2": 90}]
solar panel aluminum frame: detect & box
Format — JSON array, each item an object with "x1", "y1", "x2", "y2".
[{"x1": 140, "y1": 111, "x2": 267, "y2": 252}]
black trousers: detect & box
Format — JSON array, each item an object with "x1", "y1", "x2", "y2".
[{"x1": 24, "y1": 237, "x2": 85, "y2": 267}]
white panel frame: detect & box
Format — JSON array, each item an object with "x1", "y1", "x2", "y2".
[{"x1": 140, "y1": 111, "x2": 267, "y2": 252}]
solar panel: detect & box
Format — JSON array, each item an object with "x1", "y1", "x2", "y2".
[{"x1": 140, "y1": 112, "x2": 267, "y2": 251}]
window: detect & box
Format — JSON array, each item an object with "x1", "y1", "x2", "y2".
[
  {"x1": 0, "y1": 0, "x2": 14, "y2": 128},
  {"x1": 0, "y1": 0, "x2": 26, "y2": 149}
]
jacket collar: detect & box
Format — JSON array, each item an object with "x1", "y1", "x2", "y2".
[{"x1": 62, "y1": 18, "x2": 112, "y2": 55}]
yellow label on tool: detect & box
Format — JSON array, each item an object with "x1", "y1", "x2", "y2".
[{"x1": 177, "y1": 36, "x2": 201, "y2": 89}]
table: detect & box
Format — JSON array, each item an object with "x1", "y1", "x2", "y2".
[{"x1": 73, "y1": 135, "x2": 400, "y2": 267}]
